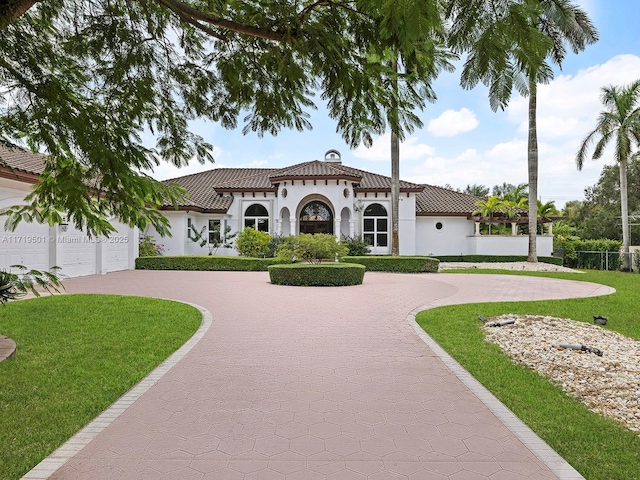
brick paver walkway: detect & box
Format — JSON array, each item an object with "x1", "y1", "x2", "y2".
[{"x1": 33, "y1": 270, "x2": 612, "y2": 479}]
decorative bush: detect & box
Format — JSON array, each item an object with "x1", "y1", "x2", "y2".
[
  {"x1": 135, "y1": 256, "x2": 288, "y2": 271},
  {"x1": 268, "y1": 263, "x2": 365, "y2": 286},
  {"x1": 342, "y1": 256, "x2": 440, "y2": 273},
  {"x1": 277, "y1": 233, "x2": 348, "y2": 264},
  {"x1": 340, "y1": 235, "x2": 371, "y2": 256},
  {"x1": 138, "y1": 235, "x2": 163, "y2": 257},
  {"x1": 553, "y1": 237, "x2": 622, "y2": 268},
  {"x1": 267, "y1": 234, "x2": 290, "y2": 258},
  {"x1": 0, "y1": 265, "x2": 64, "y2": 305},
  {"x1": 433, "y1": 254, "x2": 563, "y2": 266},
  {"x1": 235, "y1": 227, "x2": 272, "y2": 257}
]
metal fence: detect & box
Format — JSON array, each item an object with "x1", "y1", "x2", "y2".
[{"x1": 576, "y1": 250, "x2": 640, "y2": 272}]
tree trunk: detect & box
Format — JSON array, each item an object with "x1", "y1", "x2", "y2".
[
  {"x1": 0, "y1": 0, "x2": 39, "y2": 31},
  {"x1": 391, "y1": 129, "x2": 400, "y2": 256},
  {"x1": 390, "y1": 59, "x2": 400, "y2": 256},
  {"x1": 527, "y1": 80, "x2": 538, "y2": 263},
  {"x1": 620, "y1": 159, "x2": 630, "y2": 270}
]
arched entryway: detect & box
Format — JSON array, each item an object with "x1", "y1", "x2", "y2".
[{"x1": 299, "y1": 200, "x2": 333, "y2": 234}]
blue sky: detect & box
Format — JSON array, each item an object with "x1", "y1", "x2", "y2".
[{"x1": 150, "y1": 1, "x2": 640, "y2": 208}]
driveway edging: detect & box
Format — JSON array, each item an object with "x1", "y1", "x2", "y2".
[
  {"x1": 21, "y1": 299, "x2": 213, "y2": 480},
  {"x1": 407, "y1": 305, "x2": 585, "y2": 480}
]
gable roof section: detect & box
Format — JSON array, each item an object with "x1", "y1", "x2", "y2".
[
  {"x1": 0, "y1": 145, "x2": 45, "y2": 183},
  {"x1": 161, "y1": 168, "x2": 278, "y2": 212},
  {"x1": 416, "y1": 184, "x2": 482, "y2": 216},
  {"x1": 269, "y1": 160, "x2": 362, "y2": 183}
]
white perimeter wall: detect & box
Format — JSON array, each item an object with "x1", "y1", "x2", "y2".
[
  {"x1": 415, "y1": 217, "x2": 473, "y2": 256},
  {"x1": 468, "y1": 234, "x2": 554, "y2": 257},
  {"x1": 415, "y1": 216, "x2": 554, "y2": 257}
]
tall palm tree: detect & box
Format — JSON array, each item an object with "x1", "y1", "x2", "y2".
[
  {"x1": 576, "y1": 81, "x2": 640, "y2": 271},
  {"x1": 447, "y1": 0, "x2": 597, "y2": 262}
]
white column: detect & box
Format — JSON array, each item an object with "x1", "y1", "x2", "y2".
[
  {"x1": 475, "y1": 221, "x2": 481, "y2": 236},
  {"x1": 48, "y1": 226, "x2": 60, "y2": 269},
  {"x1": 289, "y1": 218, "x2": 297, "y2": 236},
  {"x1": 511, "y1": 222, "x2": 517, "y2": 236},
  {"x1": 349, "y1": 220, "x2": 356, "y2": 237},
  {"x1": 334, "y1": 218, "x2": 341, "y2": 241},
  {"x1": 276, "y1": 219, "x2": 282, "y2": 235},
  {"x1": 547, "y1": 222, "x2": 553, "y2": 236}
]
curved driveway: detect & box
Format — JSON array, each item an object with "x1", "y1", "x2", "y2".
[{"x1": 38, "y1": 271, "x2": 612, "y2": 480}]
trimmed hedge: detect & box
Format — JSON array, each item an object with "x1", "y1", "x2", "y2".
[
  {"x1": 268, "y1": 263, "x2": 365, "y2": 286},
  {"x1": 433, "y1": 254, "x2": 563, "y2": 266},
  {"x1": 135, "y1": 256, "x2": 289, "y2": 271},
  {"x1": 341, "y1": 256, "x2": 440, "y2": 273}
]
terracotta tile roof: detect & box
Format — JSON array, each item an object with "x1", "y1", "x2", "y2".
[
  {"x1": 161, "y1": 163, "x2": 474, "y2": 214},
  {"x1": 269, "y1": 160, "x2": 423, "y2": 191},
  {"x1": 161, "y1": 168, "x2": 276, "y2": 212},
  {"x1": 0, "y1": 145, "x2": 46, "y2": 180},
  {"x1": 352, "y1": 167, "x2": 424, "y2": 192},
  {"x1": 416, "y1": 184, "x2": 482, "y2": 216},
  {"x1": 269, "y1": 160, "x2": 362, "y2": 182}
]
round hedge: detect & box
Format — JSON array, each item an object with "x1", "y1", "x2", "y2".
[{"x1": 268, "y1": 263, "x2": 365, "y2": 286}]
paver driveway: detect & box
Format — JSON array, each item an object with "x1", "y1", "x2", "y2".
[{"x1": 35, "y1": 270, "x2": 612, "y2": 480}]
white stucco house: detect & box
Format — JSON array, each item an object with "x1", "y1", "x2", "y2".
[
  {"x1": 154, "y1": 150, "x2": 554, "y2": 258},
  {"x1": 0, "y1": 146, "x2": 138, "y2": 277}
]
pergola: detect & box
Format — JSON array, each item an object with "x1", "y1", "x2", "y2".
[{"x1": 468, "y1": 215, "x2": 563, "y2": 236}]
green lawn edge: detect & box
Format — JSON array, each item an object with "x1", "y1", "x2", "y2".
[
  {"x1": 416, "y1": 269, "x2": 640, "y2": 480},
  {"x1": 0, "y1": 294, "x2": 202, "y2": 480}
]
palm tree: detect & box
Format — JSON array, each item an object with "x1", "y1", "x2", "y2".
[
  {"x1": 576, "y1": 81, "x2": 640, "y2": 270},
  {"x1": 503, "y1": 182, "x2": 529, "y2": 203},
  {"x1": 473, "y1": 195, "x2": 505, "y2": 235},
  {"x1": 447, "y1": 0, "x2": 598, "y2": 262},
  {"x1": 536, "y1": 199, "x2": 560, "y2": 234},
  {"x1": 384, "y1": 42, "x2": 453, "y2": 255}
]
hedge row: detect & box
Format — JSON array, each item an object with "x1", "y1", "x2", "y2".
[
  {"x1": 135, "y1": 256, "x2": 288, "y2": 271},
  {"x1": 268, "y1": 263, "x2": 365, "y2": 286},
  {"x1": 433, "y1": 254, "x2": 563, "y2": 266},
  {"x1": 341, "y1": 256, "x2": 440, "y2": 273}
]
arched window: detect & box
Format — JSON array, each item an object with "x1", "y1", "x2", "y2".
[
  {"x1": 363, "y1": 203, "x2": 388, "y2": 248},
  {"x1": 299, "y1": 201, "x2": 333, "y2": 234},
  {"x1": 244, "y1": 204, "x2": 269, "y2": 232}
]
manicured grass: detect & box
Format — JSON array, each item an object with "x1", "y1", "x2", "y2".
[
  {"x1": 0, "y1": 294, "x2": 201, "y2": 480},
  {"x1": 417, "y1": 269, "x2": 640, "y2": 480}
]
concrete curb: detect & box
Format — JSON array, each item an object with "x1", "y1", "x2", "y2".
[
  {"x1": 21, "y1": 299, "x2": 213, "y2": 480},
  {"x1": 406, "y1": 305, "x2": 585, "y2": 480}
]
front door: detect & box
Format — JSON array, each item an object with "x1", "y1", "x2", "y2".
[{"x1": 299, "y1": 201, "x2": 333, "y2": 235}]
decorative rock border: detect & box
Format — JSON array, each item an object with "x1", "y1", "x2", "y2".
[{"x1": 0, "y1": 335, "x2": 16, "y2": 362}]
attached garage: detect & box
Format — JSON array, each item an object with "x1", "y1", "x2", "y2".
[
  {"x1": 0, "y1": 220, "x2": 50, "y2": 272},
  {"x1": 0, "y1": 146, "x2": 138, "y2": 278}
]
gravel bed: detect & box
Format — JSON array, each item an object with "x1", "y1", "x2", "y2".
[
  {"x1": 439, "y1": 261, "x2": 580, "y2": 273},
  {"x1": 483, "y1": 314, "x2": 640, "y2": 434}
]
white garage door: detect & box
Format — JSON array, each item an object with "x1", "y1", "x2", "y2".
[
  {"x1": 59, "y1": 226, "x2": 97, "y2": 278},
  {"x1": 0, "y1": 220, "x2": 50, "y2": 272},
  {"x1": 103, "y1": 220, "x2": 131, "y2": 273}
]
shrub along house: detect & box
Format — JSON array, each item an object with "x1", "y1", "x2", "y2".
[
  {"x1": 0, "y1": 146, "x2": 138, "y2": 277},
  {"x1": 155, "y1": 150, "x2": 554, "y2": 258}
]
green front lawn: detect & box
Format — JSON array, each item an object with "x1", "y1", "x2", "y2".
[
  {"x1": 0, "y1": 294, "x2": 201, "y2": 480},
  {"x1": 418, "y1": 270, "x2": 640, "y2": 480}
]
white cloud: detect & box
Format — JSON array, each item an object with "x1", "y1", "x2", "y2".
[
  {"x1": 427, "y1": 108, "x2": 479, "y2": 137},
  {"x1": 509, "y1": 54, "x2": 640, "y2": 141},
  {"x1": 353, "y1": 133, "x2": 435, "y2": 161}
]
